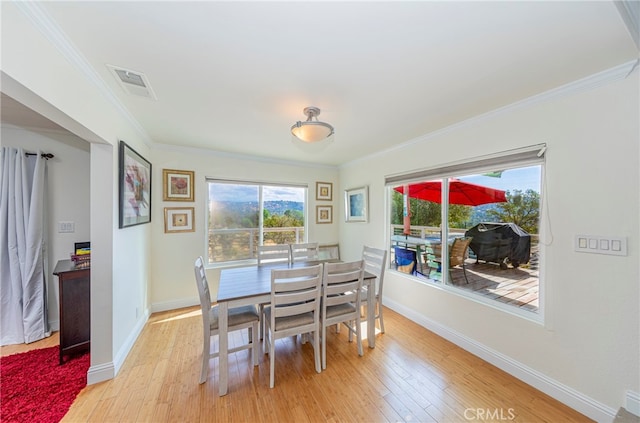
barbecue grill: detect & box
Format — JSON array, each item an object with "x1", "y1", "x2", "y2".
[{"x1": 464, "y1": 222, "x2": 531, "y2": 269}]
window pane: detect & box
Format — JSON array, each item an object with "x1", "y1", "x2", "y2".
[
  {"x1": 208, "y1": 182, "x2": 307, "y2": 264},
  {"x1": 446, "y1": 166, "x2": 541, "y2": 311},
  {"x1": 389, "y1": 164, "x2": 542, "y2": 314},
  {"x1": 208, "y1": 183, "x2": 259, "y2": 263},
  {"x1": 263, "y1": 185, "x2": 305, "y2": 245}
]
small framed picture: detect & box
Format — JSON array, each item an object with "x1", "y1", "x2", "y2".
[
  {"x1": 163, "y1": 169, "x2": 194, "y2": 202},
  {"x1": 164, "y1": 207, "x2": 195, "y2": 233},
  {"x1": 345, "y1": 186, "x2": 368, "y2": 222},
  {"x1": 316, "y1": 182, "x2": 333, "y2": 201},
  {"x1": 316, "y1": 205, "x2": 333, "y2": 224}
]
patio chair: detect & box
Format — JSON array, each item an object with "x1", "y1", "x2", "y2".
[
  {"x1": 431, "y1": 237, "x2": 473, "y2": 284},
  {"x1": 394, "y1": 246, "x2": 417, "y2": 275}
]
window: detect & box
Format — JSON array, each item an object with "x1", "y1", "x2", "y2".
[
  {"x1": 207, "y1": 180, "x2": 307, "y2": 265},
  {"x1": 387, "y1": 145, "x2": 545, "y2": 316}
]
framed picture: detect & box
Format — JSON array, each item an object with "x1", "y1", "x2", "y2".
[
  {"x1": 164, "y1": 207, "x2": 195, "y2": 233},
  {"x1": 119, "y1": 141, "x2": 152, "y2": 228},
  {"x1": 316, "y1": 205, "x2": 333, "y2": 224},
  {"x1": 316, "y1": 181, "x2": 333, "y2": 201},
  {"x1": 163, "y1": 169, "x2": 194, "y2": 201},
  {"x1": 345, "y1": 186, "x2": 368, "y2": 222}
]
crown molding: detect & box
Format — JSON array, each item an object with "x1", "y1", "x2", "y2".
[
  {"x1": 13, "y1": 1, "x2": 152, "y2": 146},
  {"x1": 342, "y1": 59, "x2": 639, "y2": 169}
]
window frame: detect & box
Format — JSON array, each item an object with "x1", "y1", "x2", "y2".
[
  {"x1": 385, "y1": 145, "x2": 546, "y2": 323},
  {"x1": 206, "y1": 178, "x2": 308, "y2": 268}
]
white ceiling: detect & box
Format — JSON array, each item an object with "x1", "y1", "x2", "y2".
[{"x1": 2, "y1": 1, "x2": 638, "y2": 166}]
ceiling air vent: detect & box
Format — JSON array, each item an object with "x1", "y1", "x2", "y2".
[{"x1": 107, "y1": 65, "x2": 157, "y2": 100}]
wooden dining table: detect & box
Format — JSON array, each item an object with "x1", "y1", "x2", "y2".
[{"x1": 216, "y1": 261, "x2": 377, "y2": 396}]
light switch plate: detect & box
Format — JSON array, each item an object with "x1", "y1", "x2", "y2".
[{"x1": 575, "y1": 235, "x2": 627, "y2": 256}]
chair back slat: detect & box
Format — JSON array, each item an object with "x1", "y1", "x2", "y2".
[
  {"x1": 290, "y1": 242, "x2": 320, "y2": 263},
  {"x1": 362, "y1": 245, "x2": 387, "y2": 297},
  {"x1": 322, "y1": 260, "x2": 364, "y2": 309},
  {"x1": 271, "y1": 264, "x2": 323, "y2": 319},
  {"x1": 257, "y1": 244, "x2": 291, "y2": 265}
]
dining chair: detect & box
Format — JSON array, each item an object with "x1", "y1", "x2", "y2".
[
  {"x1": 257, "y1": 244, "x2": 292, "y2": 265},
  {"x1": 430, "y1": 237, "x2": 473, "y2": 284},
  {"x1": 256, "y1": 244, "x2": 292, "y2": 339},
  {"x1": 263, "y1": 264, "x2": 323, "y2": 388},
  {"x1": 361, "y1": 245, "x2": 388, "y2": 333},
  {"x1": 321, "y1": 260, "x2": 365, "y2": 370},
  {"x1": 194, "y1": 256, "x2": 260, "y2": 384},
  {"x1": 290, "y1": 242, "x2": 320, "y2": 263}
]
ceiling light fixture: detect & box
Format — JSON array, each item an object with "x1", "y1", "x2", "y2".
[{"x1": 291, "y1": 106, "x2": 334, "y2": 143}]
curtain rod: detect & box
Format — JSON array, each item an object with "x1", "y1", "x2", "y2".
[{"x1": 25, "y1": 152, "x2": 54, "y2": 160}]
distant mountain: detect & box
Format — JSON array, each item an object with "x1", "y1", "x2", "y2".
[
  {"x1": 264, "y1": 200, "x2": 304, "y2": 215},
  {"x1": 213, "y1": 200, "x2": 303, "y2": 216}
]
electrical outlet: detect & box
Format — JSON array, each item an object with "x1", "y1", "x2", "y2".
[{"x1": 58, "y1": 221, "x2": 75, "y2": 233}]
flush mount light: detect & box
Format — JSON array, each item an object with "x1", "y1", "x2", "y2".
[{"x1": 291, "y1": 106, "x2": 334, "y2": 143}]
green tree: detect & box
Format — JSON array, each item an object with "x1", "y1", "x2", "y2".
[{"x1": 486, "y1": 189, "x2": 540, "y2": 233}]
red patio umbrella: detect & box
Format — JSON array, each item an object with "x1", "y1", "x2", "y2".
[{"x1": 394, "y1": 179, "x2": 507, "y2": 206}]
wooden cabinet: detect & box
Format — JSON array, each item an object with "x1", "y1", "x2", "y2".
[{"x1": 53, "y1": 259, "x2": 90, "y2": 364}]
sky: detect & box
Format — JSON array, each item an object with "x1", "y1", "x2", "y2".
[
  {"x1": 210, "y1": 183, "x2": 304, "y2": 202},
  {"x1": 209, "y1": 165, "x2": 541, "y2": 203},
  {"x1": 460, "y1": 165, "x2": 542, "y2": 193}
]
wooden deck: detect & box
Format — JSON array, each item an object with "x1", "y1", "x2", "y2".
[{"x1": 413, "y1": 258, "x2": 539, "y2": 312}]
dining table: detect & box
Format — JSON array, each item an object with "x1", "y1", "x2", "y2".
[{"x1": 216, "y1": 260, "x2": 377, "y2": 396}]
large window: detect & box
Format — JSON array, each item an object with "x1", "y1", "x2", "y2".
[
  {"x1": 387, "y1": 145, "x2": 545, "y2": 316},
  {"x1": 207, "y1": 180, "x2": 306, "y2": 265}
]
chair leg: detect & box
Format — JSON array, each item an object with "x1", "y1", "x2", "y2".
[
  {"x1": 377, "y1": 301, "x2": 385, "y2": 334},
  {"x1": 314, "y1": 330, "x2": 321, "y2": 373},
  {"x1": 356, "y1": 316, "x2": 363, "y2": 357},
  {"x1": 200, "y1": 330, "x2": 209, "y2": 384},
  {"x1": 462, "y1": 263, "x2": 470, "y2": 284},
  {"x1": 269, "y1": 330, "x2": 275, "y2": 388},
  {"x1": 322, "y1": 324, "x2": 327, "y2": 370},
  {"x1": 251, "y1": 322, "x2": 259, "y2": 366}
]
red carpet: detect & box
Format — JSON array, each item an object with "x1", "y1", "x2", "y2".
[{"x1": 1, "y1": 346, "x2": 89, "y2": 423}]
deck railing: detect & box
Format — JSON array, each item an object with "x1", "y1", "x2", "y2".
[{"x1": 208, "y1": 227, "x2": 304, "y2": 263}]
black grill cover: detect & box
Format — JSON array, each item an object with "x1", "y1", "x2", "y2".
[{"x1": 464, "y1": 222, "x2": 531, "y2": 267}]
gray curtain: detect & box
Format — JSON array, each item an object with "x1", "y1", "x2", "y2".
[{"x1": 1, "y1": 147, "x2": 50, "y2": 345}]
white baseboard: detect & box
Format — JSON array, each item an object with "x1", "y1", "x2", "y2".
[
  {"x1": 627, "y1": 391, "x2": 640, "y2": 417},
  {"x1": 86, "y1": 308, "x2": 150, "y2": 385},
  {"x1": 87, "y1": 361, "x2": 115, "y2": 385},
  {"x1": 383, "y1": 298, "x2": 617, "y2": 423},
  {"x1": 48, "y1": 319, "x2": 59, "y2": 332}
]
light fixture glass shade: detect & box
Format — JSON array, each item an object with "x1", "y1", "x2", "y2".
[{"x1": 291, "y1": 106, "x2": 334, "y2": 143}]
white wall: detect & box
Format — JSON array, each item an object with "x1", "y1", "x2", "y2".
[
  {"x1": 338, "y1": 70, "x2": 639, "y2": 420},
  {"x1": 149, "y1": 146, "x2": 339, "y2": 310},
  {"x1": 0, "y1": 125, "x2": 90, "y2": 331},
  {"x1": 2, "y1": 2, "x2": 153, "y2": 382}
]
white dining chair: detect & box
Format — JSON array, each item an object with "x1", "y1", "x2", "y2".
[
  {"x1": 263, "y1": 264, "x2": 323, "y2": 388},
  {"x1": 194, "y1": 256, "x2": 260, "y2": 384},
  {"x1": 290, "y1": 242, "x2": 320, "y2": 263},
  {"x1": 257, "y1": 244, "x2": 292, "y2": 265},
  {"x1": 321, "y1": 260, "x2": 365, "y2": 370},
  {"x1": 361, "y1": 245, "x2": 388, "y2": 333}
]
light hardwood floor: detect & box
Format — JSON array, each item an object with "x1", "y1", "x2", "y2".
[{"x1": 2, "y1": 306, "x2": 592, "y2": 422}]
